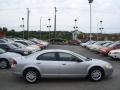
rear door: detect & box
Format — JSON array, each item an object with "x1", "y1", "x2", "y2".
[{"x1": 36, "y1": 52, "x2": 60, "y2": 77}]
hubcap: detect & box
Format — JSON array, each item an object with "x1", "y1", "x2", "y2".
[
  {"x1": 91, "y1": 70, "x2": 102, "y2": 81},
  {"x1": 0, "y1": 61, "x2": 7, "y2": 68},
  {"x1": 26, "y1": 71, "x2": 37, "y2": 82}
]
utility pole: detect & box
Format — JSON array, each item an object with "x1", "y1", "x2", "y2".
[
  {"x1": 40, "y1": 17, "x2": 42, "y2": 39},
  {"x1": 54, "y1": 7, "x2": 57, "y2": 38},
  {"x1": 27, "y1": 8, "x2": 30, "y2": 40}
]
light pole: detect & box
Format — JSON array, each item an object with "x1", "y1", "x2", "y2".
[
  {"x1": 73, "y1": 19, "x2": 78, "y2": 40},
  {"x1": 39, "y1": 17, "x2": 42, "y2": 39},
  {"x1": 88, "y1": 0, "x2": 94, "y2": 41},
  {"x1": 22, "y1": 18, "x2": 24, "y2": 39},
  {"x1": 54, "y1": 7, "x2": 57, "y2": 38},
  {"x1": 47, "y1": 18, "x2": 52, "y2": 42},
  {"x1": 20, "y1": 18, "x2": 24, "y2": 39},
  {"x1": 99, "y1": 20, "x2": 104, "y2": 40},
  {"x1": 73, "y1": 19, "x2": 78, "y2": 30}
]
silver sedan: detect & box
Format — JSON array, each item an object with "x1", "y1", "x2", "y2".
[{"x1": 11, "y1": 49, "x2": 113, "y2": 83}]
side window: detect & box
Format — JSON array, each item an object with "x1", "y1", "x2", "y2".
[
  {"x1": 0, "y1": 44, "x2": 8, "y2": 50},
  {"x1": 116, "y1": 44, "x2": 120, "y2": 48},
  {"x1": 37, "y1": 52, "x2": 56, "y2": 61},
  {"x1": 59, "y1": 52, "x2": 79, "y2": 62}
]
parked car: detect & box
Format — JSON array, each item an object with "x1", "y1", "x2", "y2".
[
  {"x1": 30, "y1": 39, "x2": 46, "y2": 49},
  {"x1": 81, "y1": 40, "x2": 95, "y2": 47},
  {"x1": 0, "y1": 43, "x2": 31, "y2": 56},
  {"x1": 89, "y1": 41, "x2": 112, "y2": 51},
  {"x1": 11, "y1": 49, "x2": 113, "y2": 83},
  {"x1": 108, "y1": 49, "x2": 120, "y2": 59},
  {"x1": 68, "y1": 40, "x2": 81, "y2": 45},
  {"x1": 12, "y1": 42, "x2": 37, "y2": 53},
  {"x1": 92, "y1": 41, "x2": 113, "y2": 52},
  {"x1": 0, "y1": 39, "x2": 8, "y2": 43},
  {"x1": 100, "y1": 43, "x2": 120, "y2": 55},
  {"x1": 15, "y1": 40, "x2": 41, "y2": 51},
  {"x1": 0, "y1": 48, "x2": 21, "y2": 69}
]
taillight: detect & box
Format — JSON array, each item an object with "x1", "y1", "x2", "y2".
[
  {"x1": 11, "y1": 60, "x2": 17, "y2": 68},
  {"x1": 12, "y1": 60, "x2": 17, "y2": 64}
]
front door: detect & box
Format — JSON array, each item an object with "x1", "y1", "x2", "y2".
[{"x1": 58, "y1": 52, "x2": 87, "y2": 77}]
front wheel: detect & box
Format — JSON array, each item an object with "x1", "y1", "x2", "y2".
[
  {"x1": 23, "y1": 69, "x2": 40, "y2": 83},
  {"x1": 88, "y1": 68, "x2": 104, "y2": 81}
]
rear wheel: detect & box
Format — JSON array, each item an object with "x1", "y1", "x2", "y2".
[
  {"x1": 0, "y1": 59, "x2": 9, "y2": 69},
  {"x1": 23, "y1": 68, "x2": 40, "y2": 83},
  {"x1": 88, "y1": 67, "x2": 104, "y2": 81}
]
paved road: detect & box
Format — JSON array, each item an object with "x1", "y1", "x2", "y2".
[{"x1": 0, "y1": 45, "x2": 120, "y2": 90}]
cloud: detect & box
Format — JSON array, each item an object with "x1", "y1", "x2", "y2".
[{"x1": 0, "y1": 0, "x2": 120, "y2": 33}]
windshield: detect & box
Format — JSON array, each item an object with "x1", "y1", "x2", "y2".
[
  {"x1": 108, "y1": 43, "x2": 116, "y2": 48},
  {"x1": 72, "y1": 52, "x2": 92, "y2": 61},
  {"x1": 0, "y1": 48, "x2": 6, "y2": 54},
  {"x1": 8, "y1": 44, "x2": 18, "y2": 49}
]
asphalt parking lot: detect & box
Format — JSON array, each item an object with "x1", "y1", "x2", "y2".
[{"x1": 0, "y1": 45, "x2": 120, "y2": 90}]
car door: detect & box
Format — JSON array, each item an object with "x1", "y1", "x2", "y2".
[
  {"x1": 58, "y1": 52, "x2": 88, "y2": 77},
  {"x1": 36, "y1": 52, "x2": 60, "y2": 77}
]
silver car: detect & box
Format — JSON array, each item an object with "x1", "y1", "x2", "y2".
[
  {"x1": 0, "y1": 48, "x2": 21, "y2": 69},
  {"x1": 11, "y1": 49, "x2": 113, "y2": 83}
]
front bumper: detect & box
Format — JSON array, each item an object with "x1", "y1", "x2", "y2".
[{"x1": 105, "y1": 68, "x2": 113, "y2": 77}]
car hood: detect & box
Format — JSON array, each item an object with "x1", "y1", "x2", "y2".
[
  {"x1": 110, "y1": 49, "x2": 120, "y2": 53},
  {"x1": 89, "y1": 59, "x2": 110, "y2": 65},
  {"x1": 2, "y1": 52, "x2": 22, "y2": 57}
]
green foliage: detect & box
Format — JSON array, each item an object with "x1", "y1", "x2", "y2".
[{"x1": 6, "y1": 30, "x2": 72, "y2": 40}]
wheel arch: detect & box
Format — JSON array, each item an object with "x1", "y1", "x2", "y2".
[
  {"x1": 22, "y1": 66, "x2": 41, "y2": 77},
  {"x1": 0, "y1": 58, "x2": 10, "y2": 68},
  {"x1": 87, "y1": 65, "x2": 105, "y2": 77}
]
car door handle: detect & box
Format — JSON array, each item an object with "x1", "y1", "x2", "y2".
[
  {"x1": 36, "y1": 63, "x2": 41, "y2": 64},
  {"x1": 62, "y1": 64, "x2": 66, "y2": 65}
]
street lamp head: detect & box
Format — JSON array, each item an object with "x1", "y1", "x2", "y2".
[
  {"x1": 22, "y1": 18, "x2": 24, "y2": 20},
  {"x1": 100, "y1": 20, "x2": 103, "y2": 23},
  {"x1": 74, "y1": 19, "x2": 77, "y2": 22},
  {"x1": 88, "y1": 0, "x2": 93, "y2": 3},
  {"x1": 48, "y1": 18, "x2": 50, "y2": 21}
]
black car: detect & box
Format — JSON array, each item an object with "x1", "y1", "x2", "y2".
[{"x1": 0, "y1": 43, "x2": 30, "y2": 56}]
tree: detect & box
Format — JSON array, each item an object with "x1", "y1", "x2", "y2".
[
  {"x1": 3, "y1": 27, "x2": 8, "y2": 32},
  {"x1": 0, "y1": 27, "x2": 2, "y2": 31}
]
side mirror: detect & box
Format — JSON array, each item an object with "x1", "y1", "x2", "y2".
[
  {"x1": 5, "y1": 47, "x2": 9, "y2": 51},
  {"x1": 72, "y1": 58, "x2": 82, "y2": 62}
]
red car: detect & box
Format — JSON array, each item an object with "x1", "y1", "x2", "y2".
[
  {"x1": 68, "y1": 40, "x2": 81, "y2": 45},
  {"x1": 100, "y1": 43, "x2": 120, "y2": 55}
]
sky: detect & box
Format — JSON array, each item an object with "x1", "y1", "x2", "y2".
[{"x1": 0, "y1": 0, "x2": 120, "y2": 33}]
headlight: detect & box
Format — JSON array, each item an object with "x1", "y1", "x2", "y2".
[
  {"x1": 24, "y1": 51, "x2": 28, "y2": 54},
  {"x1": 104, "y1": 64, "x2": 112, "y2": 69},
  {"x1": 113, "y1": 52, "x2": 119, "y2": 54}
]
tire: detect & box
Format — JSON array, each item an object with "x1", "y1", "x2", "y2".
[
  {"x1": 0, "y1": 59, "x2": 9, "y2": 69},
  {"x1": 88, "y1": 67, "x2": 104, "y2": 81},
  {"x1": 23, "y1": 68, "x2": 40, "y2": 83}
]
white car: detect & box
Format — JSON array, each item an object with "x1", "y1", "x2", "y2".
[
  {"x1": 89, "y1": 41, "x2": 113, "y2": 51},
  {"x1": 108, "y1": 49, "x2": 120, "y2": 59},
  {"x1": 12, "y1": 42, "x2": 37, "y2": 53},
  {"x1": 0, "y1": 48, "x2": 21, "y2": 69},
  {"x1": 15, "y1": 40, "x2": 41, "y2": 51}
]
